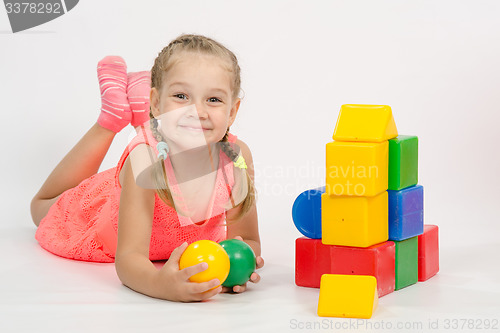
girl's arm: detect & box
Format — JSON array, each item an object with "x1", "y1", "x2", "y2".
[
  {"x1": 225, "y1": 139, "x2": 264, "y2": 292},
  {"x1": 114, "y1": 153, "x2": 221, "y2": 302}
]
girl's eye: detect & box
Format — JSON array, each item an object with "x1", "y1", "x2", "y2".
[
  {"x1": 174, "y1": 93, "x2": 187, "y2": 100},
  {"x1": 208, "y1": 97, "x2": 222, "y2": 103}
]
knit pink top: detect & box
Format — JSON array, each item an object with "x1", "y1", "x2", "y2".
[{"x1": 35, "y1": 128, "x2": 237, "y2": 263}]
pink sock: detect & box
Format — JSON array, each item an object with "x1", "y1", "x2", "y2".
[
  {"x1": 127, "y1": 71, "x2": 151, "y2": 127},
  {"x1": 96, "y1": 56, "x2": 131, "y2": 133}
]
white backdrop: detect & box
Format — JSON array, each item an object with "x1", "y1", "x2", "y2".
[
  {"x1": 2, "y1": 0, "x2": 499, "y2": 251},
  {"x1": 1, "y1": 1, "x2": 499, "y2": 332}
]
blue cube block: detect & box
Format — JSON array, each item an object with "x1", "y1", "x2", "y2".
[
  {"x1": 388, "y1": 185, "x2": 424, "y2": 241},
  {"x1": 292, "y1": 187, "x2": 325, "y2": 239}
]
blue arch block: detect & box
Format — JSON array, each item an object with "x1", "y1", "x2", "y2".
[
  {"x1": 292, "y1": 187, "x2": 325, "y2": 239},
  {"x1": 388, "y1": 185, "x2": 424, "y2": 241}
]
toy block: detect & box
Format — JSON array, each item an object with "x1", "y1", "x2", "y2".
[
  {"x1": 330, "y1": 241, "x2": 395, "y2": 297},
  {"x1": 388, "y1": 135, "x2": 418, "y2": 190},
  {"x1": 394, "y1": 236, "x2": 418, "y2": 290},
  {"x1": 326, "y1": 141, "x2": 388, "y2": 196},
  {"x1": 388, "y1": 185, "x2": 424, "y2": 241},
  {"x1": 292, "y1": 187, "x2": 325, "y2": 239},
  {"x1": 322, "y1": 191, "x2": 388, "y2": 248},
  {"x1": 295, "y1": 237, "x2": 331, "y2": 288},
  {"x1": 318, "y1": 274, "x2": 378, "y2": 319},
  {"x1": 418, "y1": 225, "x2": 439, "y2": 281},
  {"x1": 332, "y1": 104, "x2": 398, "y2": 143},
  {"x1": 295, "y1": 237, "x2": 395, "y2": 296}
]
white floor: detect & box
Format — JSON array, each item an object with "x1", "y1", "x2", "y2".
[{"x1": 1, "y1": 225, "x2": 499, "y2": 333}]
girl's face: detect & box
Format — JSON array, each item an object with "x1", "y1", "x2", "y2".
[{"x1": 150, "y1": 52, "x2": 240, "y2": 150}]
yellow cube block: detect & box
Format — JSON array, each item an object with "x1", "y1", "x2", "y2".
[
  {"x1": 333, "y1": 104, "x2": 398, "y2": 143},
  {"x1": 318, "y1": 274, "x2": 378, "y2": 319},
  {"x1": 322, "y1": 191, "x2": 388, "y2": 247},
  {"x1": 326, "y1": 141, "x2": 388, "y2": 196}
]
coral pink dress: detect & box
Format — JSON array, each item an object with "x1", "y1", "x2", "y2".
[{"x1": 35, "y1": 128, "x2": 237, "y2": 263}]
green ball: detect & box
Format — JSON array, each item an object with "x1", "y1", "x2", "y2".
[{"x1": 219, "y1": 239, "x2": 256, "y2": 287}]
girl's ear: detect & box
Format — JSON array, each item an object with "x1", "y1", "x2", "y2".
[
  {"x1": 150, "y1": 87, "x2": 161, "y2": 118},
  {"x1": 228, "y1": 98, "x2": 241, "y2": 127}
]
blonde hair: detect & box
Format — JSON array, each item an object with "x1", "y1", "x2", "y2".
[{"x1": 149, "y1": 34, "x2": 254, "y2": 221}]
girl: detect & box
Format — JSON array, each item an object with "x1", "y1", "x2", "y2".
[{"x1": 31, "y1": 34, "x2": 264, "y2": 302}]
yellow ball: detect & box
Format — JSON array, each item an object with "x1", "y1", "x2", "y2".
[{"x1": 179, "y1": 240, "x2": 230, "y2": 286}]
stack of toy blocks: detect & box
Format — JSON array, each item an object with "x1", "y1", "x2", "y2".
[{"x1": 292, "y1": 104, "x2": 439, "y2": 319}]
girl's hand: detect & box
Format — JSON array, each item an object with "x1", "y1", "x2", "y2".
[
  {"x1": 154, "y1": 242, "x2": 223, "y2": 302},
  {"x1": 221, "y1": 236, "x2": 265, "y2": 294}
]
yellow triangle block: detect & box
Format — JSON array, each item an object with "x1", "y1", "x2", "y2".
[
  {"x1": 333, "y1": 104, "x2": 398, "y2": 142},
  {"x1": 318, "y1": 274, "x2": 378, "y2": 319}
]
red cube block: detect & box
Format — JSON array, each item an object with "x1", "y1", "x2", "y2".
[
  {"x1": 295, "y1": 237, "x2": 395, "y2": 297},
  {"x1": 295, "y1": 237, "x2": 330, "y2": 288},
  {"x1": 418, "y1": 224, "x2": 439, "y2": 281}
]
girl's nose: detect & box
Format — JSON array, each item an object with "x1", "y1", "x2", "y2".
[{"x1": 195, "y1": 103, "x2": 209, "y2": 119}]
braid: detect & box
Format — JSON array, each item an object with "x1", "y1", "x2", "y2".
[
  {"x1": 149, "y1": 110, "x2": 164, "y2": 142},
  {"x1": 219, "y1": 129, "x2": 240, "y2": 162},
  {"x1": 218, "y1": 129, "x2": 256, "y2": 222},
  {"x1": 148, "y1": 109, "x2": 175, "y2": 208}
]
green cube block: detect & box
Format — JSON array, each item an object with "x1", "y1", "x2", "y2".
[
  {"x1": 394, "y1": 236, "x2": 418, "y2": 290},
  {"x1": 388, "y1": 135, "x2": 418, "y2": 190}
]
